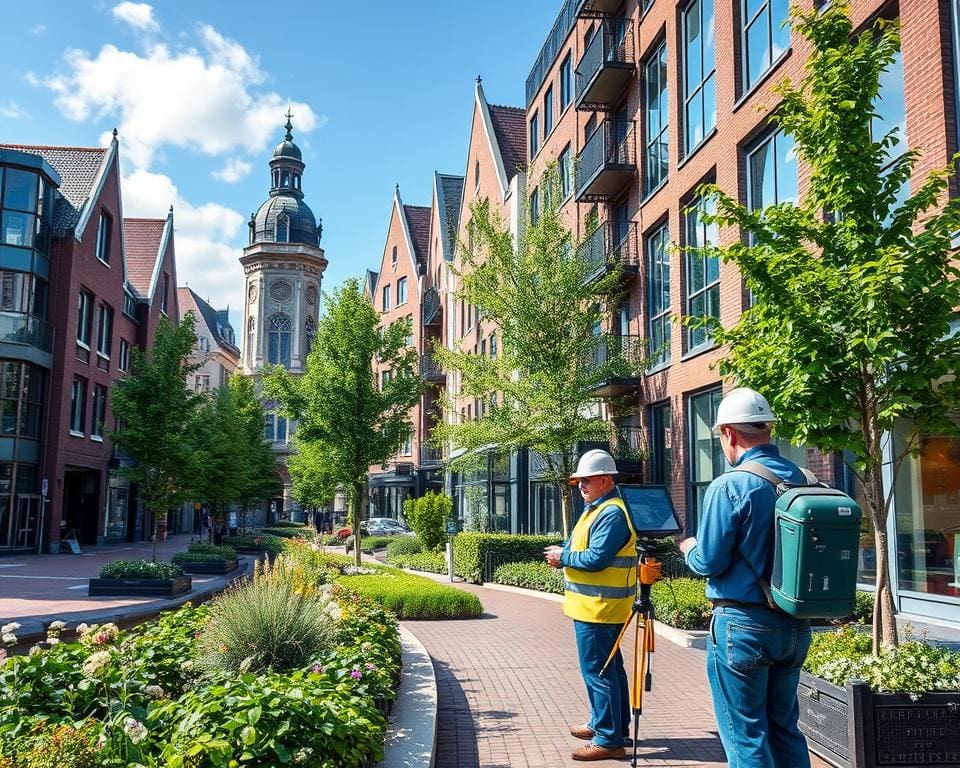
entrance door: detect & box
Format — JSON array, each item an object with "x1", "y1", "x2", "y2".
[
  {"x1": 13, "y1": 495, "x2": 40, "y2": 549},
  {"x1": 62, "y1": 470, "x2": 101, "y2": 545}
]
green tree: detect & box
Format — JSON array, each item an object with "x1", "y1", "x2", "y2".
[
  {"x1": 193, "y1": 383, "x2": 244, "y2": 533},
  {"x1": 264, "y1": 278, "x2": 422, "y2": 564},
  {"x1": 403, "y1": 491, "x2": 451, "y2": 551},
  {"x1": 230, "y1": 374, "x2": 281, "y2": 531},
  {"x1": 110, "y1": 315, "x2": 206, "y2": 560},
  {"x1": 695, "y1": 4, "x2": 960, "y2": 651},
  {"x1": 287, "y1": 437, "x2": 337, "y2": 515},
  {"x1": 434, "y1": 164, "x2": 640, "y2": 537}
]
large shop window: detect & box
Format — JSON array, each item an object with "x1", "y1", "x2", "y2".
[{"x1": 688, "y1": 387, "x2": 724, "y2": 531}]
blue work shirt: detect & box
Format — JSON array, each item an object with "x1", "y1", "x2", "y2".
[
  {"x1": 559, "y1": 488, "x2": 631, "y2": 572},
  {"x1": 684, "y1": 444, "x2": 805, "y2": 603}
]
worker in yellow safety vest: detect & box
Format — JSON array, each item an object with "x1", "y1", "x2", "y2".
[{"x1": 544, "y1": 449, "x2": 637, "y2": 762}]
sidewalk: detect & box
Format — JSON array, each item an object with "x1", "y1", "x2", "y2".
[
  {"x1": 405, "y1": 578, "x2": 832, "y2": 767},
  {"x1": 0, "y1": 533, "x2": 249, "y2": 645}
]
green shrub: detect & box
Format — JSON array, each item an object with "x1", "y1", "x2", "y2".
[
  {"x1": 851, "y1": 589, "x2": 873, "y2": 624},
  {"x1": 403, "y1": 491, "x2": 450, "y2": 551},
  {"x1": 360, "y1": 536, "x2": 393, "y2": 551},
  {"x1": 223, "y1": 533, "x2": 284, "y2": 554},
  {"x1": 650, "y1": 578, "x2": 711, "y2": 630},
  {"x1": 804, "y1": 625, "x2": 960, "y2": 693},
  {"x1": 453, "y1": 533, "x2": 561, "y2": 583},
  {"x1": 386, "y1": 535, "x2": 423, "y2": 557},
  {"x1": 98, "y1": 560, "x2": 184, "y2": 579},
  {"x1": 187, "y1": 543, "x2": 237, "y2": 559},
  {"x1": 171, "y1": 552, "x2": 235, "y2": 565},
  {"x1": 388, "y1": 551, "x2": 448, "y2": 573},
  {"x1": 275, "y1": 521, "x2": 306, "y2": 528},
  {"x1": 260, "y1": 526, "x2": 317, "y2": 540},
  {"x1": 337, "y1": 569, "x2": 482, "y2": 620},
  {"x1": 15, "y1": 722, "x2": 102, "y2": 768},
  {"x1": 199, "y1": 555, "x2": 338, "y2": 674},
  {"x1": 492, "y1": 561, "x2": 563, "y2": 594}
]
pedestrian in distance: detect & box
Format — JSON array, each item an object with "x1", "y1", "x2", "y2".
[
  {"x1": 227, "y1": 509, "x2": 238, "y2": 538},
  {"x1": 544, "y1": 449, "x2": 638, "y2": 762},
  {"x1": 679, "y1": 387, "x2": 813, "y2": 768}
]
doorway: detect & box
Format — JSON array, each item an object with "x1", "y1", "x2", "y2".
[{"x1": 62, "y1": 469, "x2": 101, "y2": 545}]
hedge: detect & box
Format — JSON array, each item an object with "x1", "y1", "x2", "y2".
[
  {"x1": 650, "y1": 578, "x2": 712, "y2": 630},
  {"x1": 260, "y1": 526, "x2": 317, "y2": 540},
  {"x1": 222, "y1": 533, "x2": 284, "y2": 554},
  {"x1": 493, "y1": 561, "x2": 563, "y2": 594},
  {"x1": 386, "y1": 536, "x2": 424, "y2": 558},
  {"x1": 337, "y1": 571, "x2": 482, "y2": 620},
  {"x1": 186, "y1": 543, "x2": 237, "y2": 559},
  {"x1": 388, "y1": 550, "x2": 448, "y2": 574},
  {"x1": 453, "y1": 533, "x2": 561, "y2": 584}
]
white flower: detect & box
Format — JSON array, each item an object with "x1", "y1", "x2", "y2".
[
  {"x1": 75, "y1": 623, "x2": 90, "y2": 636},
  {"x1": 123, "y1": 716, "x2": 148, "y2": 744},
  {"x1": 144, "y1": 684, "x2": 166, "y2": 699},
  {"x1": 238, "y1": 656, "x2": 255, "y2": 674},
  {"x1": 48, "y1": 620, "x2": 67, "y2": 631},
  {"x1": 82, "y1": 650, "x2": 112, "y2": 678},
  {"x1": 1, "y1": 622, "x2": 20, "y2": 634},
  {"x1": 294, "y1": 747, "x2": 313, "y2": 763},
  {"x1": 27, "y1": 645, "x2": 41, "y2": 657},
  {"x1": 180, "y1": 659, "x2": 194, "y2": 671},
  {"x1": 1, "y1": 633, "x2": 16, "y2": 646},
  {"x1": 46, "y1": 637, "x2": 60, "y2": 646}
]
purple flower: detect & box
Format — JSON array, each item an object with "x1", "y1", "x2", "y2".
[
  {"x1": 350, "y1": 666, "x2": 362, "y2": 680},
  {"x1": 365, "y1": 662, "x2": 378, "y2": 672},
  {"x1": 311, "y1": 663, "x2": 326, "y2": 675}
]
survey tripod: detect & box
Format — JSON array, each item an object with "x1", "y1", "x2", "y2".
[{"x1": 599, "y1": 539, "x2": 663, "y2": 768}]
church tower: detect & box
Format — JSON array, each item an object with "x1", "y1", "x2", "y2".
[{"x1": 240, "y1": 114, "x2": 327, "y2": 519}]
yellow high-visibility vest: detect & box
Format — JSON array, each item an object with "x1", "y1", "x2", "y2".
[{"x1": 563, "y1": 495, "x2": 637, "y2": 624}]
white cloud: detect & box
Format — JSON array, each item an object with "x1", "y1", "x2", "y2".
[
  {"x1": 111, "y1": 2, "x2": 159, "y2": 33},
  {"x1": 122, "y1": 169, "x2": 245, "y2": 316},
  {"x1": 212, "y1": 157, "x2": 252, "y2": 184},
  {"x1": 32, "y1": 24, "x2": 46, "y2": 35},
  {"x1": 0, "y1": 102, "x2": 28, "y2": 120},
  {"x1": 42, "y1": 28, "x2": 319, "y2": 169},
  {"x1": 24, "y1": 72, "x2": 40, "y2": 87}
]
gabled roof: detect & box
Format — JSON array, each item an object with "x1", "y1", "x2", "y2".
[
  {"x1": 488, "y1": 105, "x2": 526, "y2": 182},
  {"x1": 178, "y1": 287, "x2": 240, "y2": 357},
  {"x1": 123, "y1": 218, "x2": 166, "y2": 298},
  {"x1": 435, "y1": 173, "x2": 464, "y2": 262},
  {"x1": 0, "y1": 142, "x2": 111, "y2": 234},
  {"x1": 403, "y1": 204, "x2": 431, "y2": 268},
  {"x1": 366, "y1": 269, "x2": 379, "y2": 300}
]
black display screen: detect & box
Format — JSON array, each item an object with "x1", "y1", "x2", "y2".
[{"x1": 618, "y1": 485, "x2": 681, "y2": 536}]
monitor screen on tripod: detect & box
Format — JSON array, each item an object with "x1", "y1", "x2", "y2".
[{"x1": 618, "y1": 485, "x2": 681, "y2": 537}]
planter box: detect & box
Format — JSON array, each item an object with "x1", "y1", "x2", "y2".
[
  {"x1": 88, "y1": 576, "x2": 193, "y2": 598},
  {"x1": 799, "y1": 670, "x2": 960, "y2": 767},
  {"x1": 179, "y1": 559, "x2": 238, "y2": 575}
]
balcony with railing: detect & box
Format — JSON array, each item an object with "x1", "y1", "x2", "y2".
[
  {"x1": 578, "y1": 424, "x2": 644, "y2": 474},
  {"x1": 420, "y1": 443, "x2": 443, "y2": 467},
  {"x1": 578, "y1": 221, "x2": 639, "y2": 283},
  {"x1": 577, "y1": 0, "x2": 624, "y2": 16},
  {"x1": 419, "y1": 352, "x2": 445, "y2": 384},
  {"x1": 586, "y1": 334, "x2": 643, "y2": 398},
  {"x1": 0, "y1": 311, "x2": 53, "y2": 359},
  {"x1": 575, "y1": 119, "x2": 636, "y2": 203},
  {"x1": 421, "y1": 287, "x2": 441, "y2": 327},
  {"x1": 576, "y1": 18, "x2": 635, "y2": 112}
]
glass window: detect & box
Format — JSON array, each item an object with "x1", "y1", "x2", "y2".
[
  {"x1": 644, "y1": 41, "x2": 669, "y2": 194},
  {"x1": 2, "y1": 169, "x2": 37, "y2": 213},
  {"x1": 304, "y1": 317, "x2": 316, "y2": 356},
  {"x1": 401, "y1": 427, "x2": 413, "y2": 457},
  {"x1": 1, "y1": 211, "x2": 33, "y2": 248},
  {"x1": 194, "y1": 374, "x2": 210, "y2": 392},
  {"x1": 891, "y1": 423, "x2": 960, "y2": 602},
  {"x1": 544, "y1": 85, "x2": 554, "y2": 136},
  {"x1": 683, "y1": 0, "x2": 716, "y2": 154},
  {"x1": 119, "y1": 339, "x2": 130, "y2": 372},
  {"x1": 95, "y1": 212, "x2": 111, "y2": 264},
  {"x1": 246, "y1": 317, "x2": 255, "y2": 364},
  {"x1": 397, "y1": 276, "x2": 408, "y2": 305},
  {"x1": 650, "y1": 401, "x2": 672, "y2": 485},
  {"x1": 530, "y1": 187, "x2": 540, "y2": 226},
  {"x1": 560, "y1": 52, "x2": 572, "y2": 110},
  {"x1": 742, "y1": 0, "x2": 790, "y2": 91},
  {"x1": 489, "y1": 334, "x2": 497, "y2": 359},
  {"x1": 96, "y1": 303, "x2": 113, "y2": 359},
  {"x1": 689, "y1": 387, "x2": 724, "y2": 531},
  {"x1": 873, "y1": 49, "x2": 909, "y2": 217},
  {"x1": 160, "y1": 274, "x2": 169, "y2": 314},
  {"x1": 559, "y1": 145, "x2": 572, "y2": 198},
  {"x1": 91, "y1": 384, "x2": 107, "y2": 438},
  {"x1": 382, "y1": 284, "x2": 391, "y2": 312},
  {"x1": 70, "y1": 377, "x2": 87, "y2": 434},
  {"x1": 684, "y1": 195, "x2": 720, "y2": 351},
  {"x1": 747, "y1": 128, "x2": 797, "y2": 215},
  {"x1": 267, "y1": 313, "x2": 292, "y2": 367},
  {"x1": 76, "y1": 291, "x2": 93, "y2": 347},
  {"x1": 264, "y1": 411, "x2": 288, "y2": 443},
  {"x1": 530, "y1": 112, "x2": 540, "y2": 159},
  {"x1": 646, "y1": 224, "x2": 671, "y2": 367},
  {"x1": 276, "y1": 215, "x2": 288, "y2": 243}
]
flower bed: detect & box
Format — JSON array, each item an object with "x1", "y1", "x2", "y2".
[
  {"x1": 171, "y1": 544, "x2": 239, "y2": 574},
  {"x1": 0, "y1": 563, "x2": 401, "y2": 767},
  {"x1": 222, "y1": 533, "x2": 284, "y2": 555},
  {"x1": 89, "y1": 560, "x2": 191, "y2": 597}
]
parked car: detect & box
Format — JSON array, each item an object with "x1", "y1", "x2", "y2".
[{"x1": 365, "y1": 518, "x2": 415, "y2": 536}]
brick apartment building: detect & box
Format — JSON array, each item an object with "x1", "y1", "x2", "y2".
[{"x1": 0, "y1": 134, "x2": 180, "y2": 552}]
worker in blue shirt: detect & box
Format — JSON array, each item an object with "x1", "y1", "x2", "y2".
[
  {"x1": 545, "y1": 449, "x2": 637, "y2": 762},
  {"x1": 680, "y1": 388, "x2": 812, "y2": 768}
]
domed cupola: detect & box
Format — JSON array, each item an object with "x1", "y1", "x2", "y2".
[{"x1": 249, "y1": 111, "x2": 320, "y2": 247}]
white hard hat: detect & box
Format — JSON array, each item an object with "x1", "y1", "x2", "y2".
[
  {"x1": 570, "y1": 449, "x2": 618, "y2": 480},
  {"x1": 714, "y1": 387, "x2": 777, "y2": 431}
]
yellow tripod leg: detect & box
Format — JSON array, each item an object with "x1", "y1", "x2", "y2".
[{"x1": 599, "y1": 611, "x2": 634, "y2": 677}]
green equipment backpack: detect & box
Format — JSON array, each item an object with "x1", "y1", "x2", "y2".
[{"x1": 737, "y1": 462, "x2": 863, "y2": 619}]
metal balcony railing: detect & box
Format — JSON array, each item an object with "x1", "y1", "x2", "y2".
[
  {"x1": 578, "y1": 221, "x2": 639, "y2": 280},
  {"x1": 575, "y1": 18, "x2": 635, "y2": 111},
  {"x1": 575, "y1": 119, "x2": 636, "y2": 202},
  {"x1": 421, "y1": 287, "x2": 442, "y2": 326},
  {"x1": 578, "y1": 0, "x2": 624, "y2": 15},
  {"x1": 0, "y1": 311, "x2": 53, "y2": 354},
  {"x1": 420, "y1": 444, "x2": 443, "y2": 466},
  {"x1": 419, "y1": 352, "x2": 444, "y2": 383}
]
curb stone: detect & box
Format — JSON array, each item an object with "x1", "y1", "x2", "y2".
[{"x1": 377, "y1": 624, "x2": 437, "y2": 768}]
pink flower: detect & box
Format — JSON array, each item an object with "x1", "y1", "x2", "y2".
[
  {"x1": 350, "y1": 666, "x2": 362, "y2": 680},
  {"x1": 311, "y1": 663, "x2": 326, "y2": 675},
  {"x1": 365, "y1": 662, "x2": 378, "y2": 672}
]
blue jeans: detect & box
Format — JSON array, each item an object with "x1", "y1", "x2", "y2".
[
  {"x1": 573, "y1": 620, "x2": 629, "y2": 748},
  {"x1": 707, "y1": 607, "x2": 812, "y2": 768}
]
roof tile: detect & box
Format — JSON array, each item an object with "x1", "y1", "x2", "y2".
[
  {"x1": 123, "y1": 218, "x2": 165, "y2": 296},
  {"x1": 488, "y1": 105, "x2": 527, "y2": 181}
]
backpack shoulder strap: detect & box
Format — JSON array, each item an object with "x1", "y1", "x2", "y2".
[{"x1": 736, "y1": 461, "x2": 820, "y2": 495}]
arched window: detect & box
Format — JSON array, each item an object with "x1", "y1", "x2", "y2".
[
  {"x1": 246, "y1": 317, "x2": 255, "y2": 364},
  {"x1": 305, "y1": 317, "x2": 316, "y2": 356},
  {"x1": 294, "y1": 175, "x2": 301, "y2": 190},
  {"x1": 276, "y1": 214, "x2": 288, "y2": 243},
  {"x1": 273, "y1": 170, "x2": 280, "y2": 188},
  {"x1": 281, "y1": 171, "x2": 290, "y2": 188},
  {"x1": 267, "y1": 313, "x2": 292, "y2": 367}
]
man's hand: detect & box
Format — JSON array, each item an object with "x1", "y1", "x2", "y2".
[
  {"x1": 544, "y1": 545, "x2": 563, "y2": 569},
  {"x1": 679, "y1": 537, "x2": 697, "y2": 556}
]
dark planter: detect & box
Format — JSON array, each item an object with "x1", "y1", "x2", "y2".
[
  {"x1": 799, "y1": 670, "x2": 960, "y2": 767},
  {"x1": 179, "y1": 559, "x2": 238, "y2": 575},
  {"x1": 88, "y1": 576, "x2": 192, "y2": 598}
]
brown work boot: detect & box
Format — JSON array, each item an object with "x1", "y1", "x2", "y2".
[
  {"x1": 572, "y1": 743, "x2": 626, "y2": 761},
  {"x1": 569, "y1": 722, "x2": 595, "y2": 740}
]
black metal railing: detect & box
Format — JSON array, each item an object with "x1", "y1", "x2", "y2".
[
  {"x1": 575, "y1": 119, "x2": 636, "y2": 198},
  {"x1": 419, "y1": 352, "x2": 444, "y2": 382},
  {"x1": 421, "y1": 287, "x2": 441, "y2": 326},
  {"x1": 609, "y1": 425, "x2": 643, "y2": 461},
  {"x1": 575, "y1": 18, "x2": 635, "y2": 105},
  {"x1": 578, "y1": 221, "x2": 639, "y2": 278},
  {"x1": 420, "y1": 444, "x2": 443, "y2": 465},
  {"x1": 589, "y1": 333, "x2": 645, "y2": 369}
]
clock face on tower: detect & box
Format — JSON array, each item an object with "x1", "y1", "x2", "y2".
[{"x1": 248, "y1": 284, "x2": 258, "y2": 303}]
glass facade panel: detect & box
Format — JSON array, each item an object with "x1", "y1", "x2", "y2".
[
  {"x1": 684, "y1": 196, "x2": 719, "y2": 351},
  {"x1": 650, "y1": 401, "x2": 672, "y2": 485},
  {"x1": 647, "y1": 224, "x2": 671, "y2": 366},
  {"x1": 742, "y1": 0, "x2": 790, "y2": 90},
  {"x1": 560, "y1": 53, "x2": 572, "y2": 110},
  {"x1": 2, "y1": 169, "x2": 38, "y2": 213},
  {"x1": 689, "y1": 387, "x2": 724, "y2": 531},
  {"x1": 683, "y1": 0, "x2": 716, "y2": 154},
  {"x1": 644, "y1": 41, "x2": 669, "y2": 194}
]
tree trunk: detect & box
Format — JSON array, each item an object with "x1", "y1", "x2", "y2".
[
  {"x1": 150, "y1": 509, "x2": 159, "y2": 563},
  {"x1": 561, "y1": 483, "x2": 573, "y2": 539},
  {"x1": 351, "y1": 481, "x2": 364, "y2": 567}
]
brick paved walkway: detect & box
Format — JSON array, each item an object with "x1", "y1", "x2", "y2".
[{"x1": 407, "y1": 582, "x2": 833, "y2": 768}]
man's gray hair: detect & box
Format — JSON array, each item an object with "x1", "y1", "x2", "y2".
[{"x1": 728, "y1": 422, "x2": 772, "y2": 435}]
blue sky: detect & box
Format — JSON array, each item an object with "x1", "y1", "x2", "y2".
[{"x1": 1, "y1": 0, "x2": 560, "y2": 329}]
